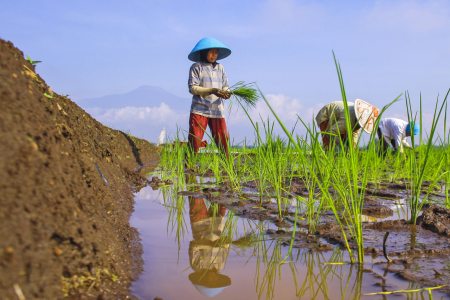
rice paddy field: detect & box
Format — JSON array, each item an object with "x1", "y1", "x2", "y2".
[{"x1": 129, "y1": 83, "x2": 450, "y2": 298}]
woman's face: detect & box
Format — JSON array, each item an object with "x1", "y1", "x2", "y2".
[{"x1": 207, "y1": 48, "x2": 219, "y2": 62}]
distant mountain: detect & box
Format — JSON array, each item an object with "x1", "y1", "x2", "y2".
[{"x1": 78, "y1": 85, "x2": 191, "y2": 111}]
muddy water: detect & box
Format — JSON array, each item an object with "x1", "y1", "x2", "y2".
[{"x1": 130, "y1": 178, "x2": 447, "y2": 299}]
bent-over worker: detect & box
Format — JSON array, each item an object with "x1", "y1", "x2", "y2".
[
  {"x1": 315, "y1": 101, "x2": 362, "y2": 149},
  {"x1": 377, "y1": 118, "x2": 419, "y2": 154}
]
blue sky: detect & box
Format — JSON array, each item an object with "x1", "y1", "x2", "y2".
[{"x1": 1, "y1": 0, "x2": 449, "y2": 142}]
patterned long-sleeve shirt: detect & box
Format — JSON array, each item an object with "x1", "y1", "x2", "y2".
[
  {"x1": 315, "y1": 101, "x2": 361, "y2": 146},
  {"x1": 188, "y1": 62, "x2": 229, "y2": 118}
]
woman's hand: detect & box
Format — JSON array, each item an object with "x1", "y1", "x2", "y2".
[
  {"x1": 210, "y1": 88, "x2": 231, "y2": 99},
  {"x1": 220, "y1": 91, "x2": 231, "y2": 99},
  {"x1": 210, "y1": 88, "x2": 220, "y2": 97}
]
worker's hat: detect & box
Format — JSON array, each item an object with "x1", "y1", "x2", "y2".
[
  {"x1": 354, "y1": 99, "x2": 380, "y2": 134},
  {"x1": 188, "y1": 38, "x2": 231, "y2": 62},
  {"x1": 189, "y1": 271, "x2": 231, "y2": 297},
  {"x1": 406, "y1": 122, "x2": 420, "y2": 135}
]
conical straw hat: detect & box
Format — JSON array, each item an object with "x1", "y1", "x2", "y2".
[
  {"x1": 188, "y1": 37, "x2": 231, "y2": 62},
  {"x1": 354, "y1": 99, "x2": 379, "y2": 134}
]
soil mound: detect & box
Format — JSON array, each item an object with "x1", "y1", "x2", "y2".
[
  {"x1": 0, "y1": 40, "x2": 159, "y2": 299},
  {"x1": 418, "y1": 204, "x2": 450, "y2": 236}
]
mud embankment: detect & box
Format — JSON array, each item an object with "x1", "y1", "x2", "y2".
[{"x1": 0, "y1": 40, "x2": 159, "y2": 299}]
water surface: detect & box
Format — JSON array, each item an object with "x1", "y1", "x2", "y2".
[{"x1": 130, "y1": 176, "x2": 447, "y2": 299}]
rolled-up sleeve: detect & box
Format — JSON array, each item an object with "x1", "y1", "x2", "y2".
[
  {"x1": 401, "y1": 138, "x2": 411, "y2": 149},
  {"x1": 188, "y1": 64, "x2": 201, "y2": 94},
  {"x1": 352, "y1": 128, "x2": 361, "y2": 146},
  {"x1": 393, "y1": 126, "x2": 404, "y2": 152},
  {"x1": 221, "y1": 65, "x2": 229, "y2": 90},
  {"x1": 316, "y1": 105, "x2": 329, "y2": 127}
]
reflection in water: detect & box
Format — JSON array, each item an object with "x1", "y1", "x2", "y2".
[
  {"x1": 254, "y1": 245, "x2": 364, "y2": 300},
  {"x1": 132, "y1": 171, "x2": 448, "y2": 300},
  {"x1": 188, "y1": 197, "x2": 231, "y2": 297}
]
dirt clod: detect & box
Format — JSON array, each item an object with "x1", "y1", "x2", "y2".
[{"x1": 417, "y1": 204, "x2": 450, "y2": 236}]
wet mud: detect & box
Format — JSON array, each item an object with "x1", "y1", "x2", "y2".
[
  {"x1": 0, "y1": 40, "x2": 160, "y2": 299},
  {"x1": 160, "y1": 172, "x2": 450, "y2": 296}
]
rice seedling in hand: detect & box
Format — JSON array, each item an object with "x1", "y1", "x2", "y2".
[{"x1": 230, "y1": 81, "x2": 259, "y2": 109}]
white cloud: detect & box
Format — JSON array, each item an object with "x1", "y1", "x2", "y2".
[
  {"x1": 226, "y1": 94, "x2": 325, "y2": 141},
  {"x1": 94, "y1": 103, "x2": 186, "y2": 124},
  {"x1": 87, "y1": 95, "x2": 449, "y2": 145},
  {"x1": 228, "y1": 93, "x2": 323, "y2": 124},
  {"x1": 363, "y1": 0, "x2": 450, "y2": 32},
  {"x1": 88, "y1": 94, "x2": 326, "y2": 142},
  {"x1": 87, "y1": 103, "x2": 189, "y2": 142}
]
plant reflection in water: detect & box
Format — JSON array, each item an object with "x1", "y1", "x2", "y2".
[{"x1": 147, "y1": 171, "x2": 445, "y2": 300}]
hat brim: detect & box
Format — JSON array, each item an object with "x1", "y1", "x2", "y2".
[
  {"x1": 188, "y1": 271, "x2": 231, "y2": 288},
  {"x1": 188, "y1": 48, "x2": 231, "y2": 62},
  {"x1": 354, "y1": 99, "x2": 379, "y2": 134}
]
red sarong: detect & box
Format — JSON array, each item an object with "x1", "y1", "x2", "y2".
[
  {"x1": 319, "y1": 120, "x2": 349, "y2": 149},
  {"x1": 319, "y1": 121, "x2": 330, "y2": 149},
  {"x1": 188, "y1": 113, "x2": 229, "y2": 156}
]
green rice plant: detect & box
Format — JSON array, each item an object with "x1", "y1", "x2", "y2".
[
  {"x1": 254, "y1": 123, "x2": 270, "y2": 206},
  {"x1": 183, "y1": 122, "x2": 244, "y2": 193},
  {"x1": 159, "y1": 127, "x2": 189, "y2": 173},
  {"x1": 295, "y1": 249, "x2": 362, "y2": 300},
  {"x1": 191, "y1": 150, "x2": 212, "y2": 174},
  {"x1": 293, "y1": 123, "x2": 328, "y2": 233},
  {"x1": 230, "y1": 81, "x2": 259, "y2": 108},
  {"x1": 365, "y1": 139, "x2": 391, "y2": 188},
  {"x1": 234, "y1": 100, "x2": 296, "y2": 213},
  {"x1": 230, "y1": 231, "x2": 263, "y2": 255},
  {"x1": 320, "y1": 53, "x2": 402, "y2": 263},
  {"x1": 445, "y1": 154, "x2": 450, "y2": 209},
  {"x1": 246, "y1": 91, "x2": 335, "y2": 259},
  {"x1": 258, "y1": 120, "x2": 294, "y2": 219},
  {"x1": 220, "y1": 151, "x2": 244, "y2": 194},
  {"x1": 252, "y1": 52, "x2": 401, "y2": 263},
  {"x1": 442, "y1": 102, "x2": 450, "y2": 208},
  {"x1": 231, "y1": 142, "x2": 253, "y2": 187},
  {"x1": 405, "y1": 90, "x2": 449, "y2": 224},
  {"x1": 163, "y1": 186, "x2": 189, "y2": 256},
  {"x1": 363, "y1": 282, "x2": 447, "y2": 297},
  {"x1": 250, "y1": 93, "x2": 345, "y2": 261},
  {"x1": 157, "y1": 54, "x2": 450, "y2": 271},
  {"x1": 255, "y1": 241, "x2": 284, "y2": 300},
  {"x1": 209, "y1": 148, "x2": 222, "y2": 180}
]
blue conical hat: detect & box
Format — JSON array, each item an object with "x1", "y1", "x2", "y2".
[
  {"x1": 406, "y1": 122, "x2": 420, "y2": 135},
  {"x1": 188, "y1": 37, "x2": 231, "y2": 62}
]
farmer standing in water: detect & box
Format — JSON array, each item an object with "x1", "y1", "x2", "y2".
[{"x1": 187, "y1": 38, "x2": 231, "y2": 159}]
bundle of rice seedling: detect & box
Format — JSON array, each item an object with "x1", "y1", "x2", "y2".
[{"x1": 230, "y1": 81, "x2": 259, "y2": 108}]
